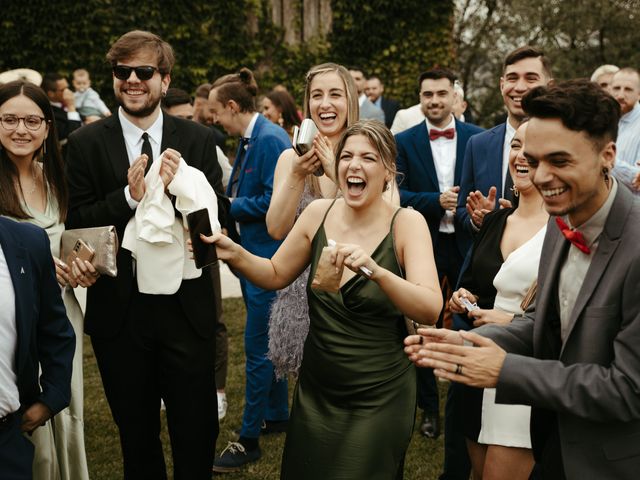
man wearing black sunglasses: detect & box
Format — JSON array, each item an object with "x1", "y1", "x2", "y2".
[{"x1": 65, "y1": 30, "x2": 229, "y2": 480}]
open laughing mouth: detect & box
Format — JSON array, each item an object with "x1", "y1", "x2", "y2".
[
  {"x1": 346, "y1": 176, "x2": 366, "y2": 195},
  {"x1": 515, "y1": 164, "x2": 529, "y2": 176},
  {"x1": 319, "y1": 112, "x2": 337, "y2": 123},
  {"x1": 540, "y1": 186, "x2": 567, "y2": 198},
  {"x1": 123, "y1": 87, "x2": 147, "y2": 98}
]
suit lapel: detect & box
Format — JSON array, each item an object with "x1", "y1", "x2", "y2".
[
  {"x1": 454, "y1": 120, "x2": 469, "y2": 184},
  {"x1": 161, "y1": 112, "x2": 180, "y2": 152},
  {"x1": 411, "y1": 122, "x2": 439, "y2": 189},
  {"x1": 103, "y1": 115, "x2": 132, "y2": 186},
  {"x1": 237, "y1": 115, "x2": 263, "y2": 194},
  {"x1": 0, "y1": 222, "x2": 32, "y2": 373},
  {"x1": 536, "y1": 231, "x2": 569, "y2": 358},
  {"x1": 487, "y1": 123, "x2": 506, "y2": 194},
  {"x1": 560, "y1": 187, "x2": 629, "y2": 352}
]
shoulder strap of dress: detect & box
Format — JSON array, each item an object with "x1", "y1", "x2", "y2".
[
  {"x1": 320, "y1": 198, "x2": 338, "y2": 225},
  {"x1": 389, "y1": 207, "x2": 403, "y2": 233},
  {"x1": 390, "y1": 207, "x2": 405, "y2": 278}
]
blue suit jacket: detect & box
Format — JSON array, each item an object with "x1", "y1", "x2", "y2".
[
  {"x1": 456, "y1": 122, "x2": 508, "y2": 234},
  {"x1": 0, "y1": 217, "x2": 74, "y2": 416},
  {"x1": 226, "y1": 114, "x2": 290, "y2": 260},
  {"x1": 396, "y1": 118, "x2": 484, "y2": 256}
]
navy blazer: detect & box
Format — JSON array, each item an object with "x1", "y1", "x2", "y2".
[
  {"x1": 0, "y1": 218, "x2": 74, "y2": 415},
  {"x1": 456, "y1": 122, "x2": 508, "y2": 234},
  {"x1": 396, "y1": 118, "x2": 484, "y2": 256},
  {"x1": 227, "y1": 114, "x2": 290, "y2": 260}
]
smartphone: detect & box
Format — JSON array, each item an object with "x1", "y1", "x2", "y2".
[
  {"x1": 187, "y1": 208, "x2": 218, "y2": 269},
  {"x1": 460, "y1": 297, "x2": 479, "y2": 312},
  {"x1": 67, "y1": 239, "x2": 95, "y2": 267},
  {"x1": 292, "y1": 119, "x2": 323, "y2": 176}
]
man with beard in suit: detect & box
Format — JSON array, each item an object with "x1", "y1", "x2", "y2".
[{"x1": 65, "y1": 30, "x2": 229, "y2": 480}]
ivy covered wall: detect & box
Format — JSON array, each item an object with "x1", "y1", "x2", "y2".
[{"x1": 0, "y1": 0, "x2": 453, "y2": 109}]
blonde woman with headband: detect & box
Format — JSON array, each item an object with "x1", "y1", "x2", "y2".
[{"x1": 266, "y1": 63, "x2": 398, "y2": 379}]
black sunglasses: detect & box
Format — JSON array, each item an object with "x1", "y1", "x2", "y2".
[{"x1": 112, "y1": 65, "x2": 159, "y2": 81}]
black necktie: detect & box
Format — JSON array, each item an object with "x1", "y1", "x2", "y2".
[
  {"x1": 230, "y1": 137, "x2": 249, "y2": 197},
  {"x1": 141, "y1": 132, "x2": 153, "y2": 174},
  {"x1": 503, "y1": 170, "x2": 514, "y2": 202}
]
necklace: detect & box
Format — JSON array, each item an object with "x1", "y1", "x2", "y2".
[{"x1": 16, "y1": 162, "x2": 39, "y2": 196}]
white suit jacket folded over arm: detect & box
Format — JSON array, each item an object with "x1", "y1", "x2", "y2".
[{"x1": 122, "y1": 153, "x2": 220, "y2": 294}]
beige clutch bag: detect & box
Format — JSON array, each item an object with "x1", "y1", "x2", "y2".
[{"x1": 61, "y1": 226, "x2": 119, "y2": 277}]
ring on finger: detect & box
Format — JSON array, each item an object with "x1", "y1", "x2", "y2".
[{"x1": 455, "y1": 364, "x2": 463, "y2": 375}]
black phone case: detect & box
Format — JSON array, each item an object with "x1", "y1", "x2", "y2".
[{"x1": 187, "y1": 208, "x2": 218, "y2": 269}]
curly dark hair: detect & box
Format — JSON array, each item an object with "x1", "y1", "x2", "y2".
[{"x1": 522, "y1": 79, "x2": 620, "y2": 150}]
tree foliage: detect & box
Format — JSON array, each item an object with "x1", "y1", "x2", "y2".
[
  {"x1": 454, "y1": 0, "x2": 640, "y2": 126},
  {"x1": 0, "y1": 0, "x2": 453, "y2": 111}
]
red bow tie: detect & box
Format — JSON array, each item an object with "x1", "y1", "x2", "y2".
[
  {"x1": 555, "y1": 217, "x2": 591, "y2": 254},
  {"x1": 429, "y1": 128, "x2": 455, "y2": 141}
]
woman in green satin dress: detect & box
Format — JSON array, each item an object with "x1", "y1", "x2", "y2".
[{"x1": 202, "y1": 120, "x2": 442, "y2": 478}]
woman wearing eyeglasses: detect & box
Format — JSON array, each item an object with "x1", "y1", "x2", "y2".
[{"x1": 0, "y1": 80, "x2": 95, "y2": 480}]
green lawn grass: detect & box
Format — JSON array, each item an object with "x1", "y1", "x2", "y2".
[{"x1": 84, "y1": 297, "x2": 447, "y2": 479}]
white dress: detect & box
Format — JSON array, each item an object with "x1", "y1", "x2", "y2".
[{"x1": 477, "y1": 224, "x2": 546, "y2": 448}]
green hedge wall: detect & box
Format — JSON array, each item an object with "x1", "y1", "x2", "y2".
[{"x1": 0, "y1": 0, "x2": 452, "y2": 110}]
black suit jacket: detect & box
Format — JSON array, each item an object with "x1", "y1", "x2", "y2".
[
  {"x1": 65, "y1": 112, "x2": 230, "y2": 339},
  {"x1": 380, "y1": 96, "x2": 400, "y2": 128},
  {"x1": 0, "y1": 218, "x2": 74, "y2": 415},
  {"x1": 50, "y1": 104, "x2": 82, "y2": 145}
]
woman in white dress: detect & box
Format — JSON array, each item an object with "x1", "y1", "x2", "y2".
[
  {"x1": 0, "y1": 80, "x2": 97, "y2": 480},
  {"x1": 449, "y1": 120, "x2": 548, "y2": 480}
]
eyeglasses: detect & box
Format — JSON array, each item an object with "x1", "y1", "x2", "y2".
[
  {"x1": 112, "y1": 65, "x2": 159, "y2": 81},
  {"x1": 0, "y1": 115, "x2": 47, "y2": 131}
]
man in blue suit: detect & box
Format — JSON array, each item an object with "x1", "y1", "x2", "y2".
[
  {"x1": 458, "y1": 46, "x2": 553, "y2": 234},
  {"x1": 396, "y1": 66, "x2": 483, "y2": 472},
  {"x1": 0, "y1": 218, "x2": 74, "y2": 480},
  {"x1": 208, "y1": 71, "x2": 291, "y2": 471}
]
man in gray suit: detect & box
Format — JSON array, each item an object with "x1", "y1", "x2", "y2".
[
  {"x1": 348, "y1": 67, "x2": 385, "y2": 123},
  {"x1": 404, "y1": 79, "x2": 640, "y2": 479}
]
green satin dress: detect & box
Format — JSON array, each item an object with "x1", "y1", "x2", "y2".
[{"x1": 280, "y1": 206, "x2": 416, "y2": 480}]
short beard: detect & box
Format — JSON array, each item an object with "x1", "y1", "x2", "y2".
[{"x1": 118, "y1": 99, "x2": 160, "y2": 119}]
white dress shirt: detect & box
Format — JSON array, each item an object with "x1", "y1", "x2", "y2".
[
  {"x1": 427, "y1": 116, "x2": 456, "y2": 233},
  {"x1": 558, "y1": 178, "x2": 617, "y2": 341},
  {"x1": 119, "y1": 107, "x2": 164, "y2": 209},
  {"x1": 0, "y1": 244, "x2": 20, "y2": 417},
  {"x1": 616, "y1": 103, "x2": 640, "y2": 168}
]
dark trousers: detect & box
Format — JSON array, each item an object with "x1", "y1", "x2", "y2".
[
  {"x1": 0, "y1": 413, "x2": 33, "y2": 480},
  {"x1": 211, "y1": 262, "x2": 228, "y2": 389},
  {"x1": 92, "y1": 289, "x2": 218, "y2": 480},
  {"x1": 433, "y1": 232, "x2": 470, "y2": 480},
  {"x1": 417, "y1": 232, "x2": 463, "y2": 414},
  {"x1": 439, "y1": 382, "x2": 472, "y2": 480}
]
